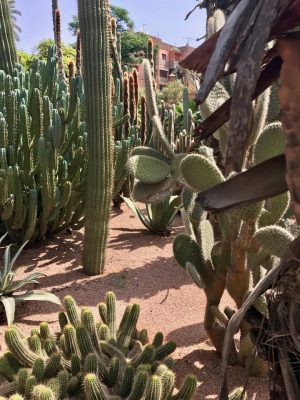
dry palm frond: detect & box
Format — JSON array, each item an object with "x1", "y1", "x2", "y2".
[
  {"x1": 7, "y1": 0, "x2": 21, "y2": 41},
  {"x1": 181, "y1": 0, "x2": 300, "y2": 171}
]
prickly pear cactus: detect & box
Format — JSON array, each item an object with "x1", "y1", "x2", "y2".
[
  {"x1": 0, "y1": 292, "x2": 198, "y2": 400},
  {"x1": 174, "y1": 84, "x2": 291, "y2": 374},
  {"x1": 128, "y1": 9, "x2": 293, "y2": 377},
  {"x1": 127, "y1": 59, "x2": 196, "y2": 205}
]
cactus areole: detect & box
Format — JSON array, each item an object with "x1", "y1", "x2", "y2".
[{"x1": 78, "y1": 0, "x2": 114, "y2": 275}]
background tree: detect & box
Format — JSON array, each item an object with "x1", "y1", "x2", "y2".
[
  {"x1": 68, "y1": 4, "x2": 134, "y2": 36},
  {"x1": 110, "y1": 5, "x2": 134, "y2": 32},
  {"x1": 34, "y1": 39, "x2": 76, "y2": 72},
  {"x1": 121, "y1": 31, "x2": 149, "y2": 67},
  {"x1": 17, "y1": 49, "x2": 34, "y2": 69},
  {"x1": 68, "y1": 6, "x2": 147, "y2": 68}
]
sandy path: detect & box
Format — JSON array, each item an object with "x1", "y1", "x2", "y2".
[{"x1": 0, "y1": 207, "x2": 268, "y2": 399}]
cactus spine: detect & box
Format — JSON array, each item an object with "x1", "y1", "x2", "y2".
[{"x1": 78, "y1": 0, "x2": 113, "y2": 275}]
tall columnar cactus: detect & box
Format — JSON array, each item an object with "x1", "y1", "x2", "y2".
[
  {"x1": 54, "y1": 9, "x2": 65, "y2": 82},
  {"x1": 0, "y1": 292, "x2": 198, "y2": 400},
  {"x1": 78, "y1": 0, "x2": 114, "y2": 275},
  {"x1": 109, "y1": 21, "x2": 145, "y2": 208},
  {"x1": 52, "y1": 0, "x2": 58, "y2": 37},
  {"x1": 75, "y1": 29, "x2": 81, "y2": 77},
  {"x1": 0, "y1": 0, "x2": 18, "y2": 75}
]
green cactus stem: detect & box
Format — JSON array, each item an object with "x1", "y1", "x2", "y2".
[
  {"x1": 75, "y1": 29, "x2": 81, "y2": 76},
  {"x1": 0, "y1": 292, "x2": 197, "y2": 400},
  {"x1": 0, "y1": 0, "x2": 18, "y2": 75},
  {"x1": 78, "y1": 0, "x2": 114, "y2": 275}
]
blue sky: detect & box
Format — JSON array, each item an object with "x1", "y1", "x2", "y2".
[{"x1": 15, "y1": 0, "x2": 206, "y2": 53}]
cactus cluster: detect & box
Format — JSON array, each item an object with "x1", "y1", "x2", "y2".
[
  {"x1": 128, "y1": 9, "x2": 293, "y2": 376},
  {"x1": 124, "y1": 59, "x2": 201, "y2": 234},
  {"x1": 0, "y1": 292, "x2": 198, "y2": 400},
  {"x1": 112, "y1": 65, "x2": 141, "y2": 202},
  {"x1": 112, "y1": 37, "x2": 199, "y2": 233},
  {"x1": 0, "y1": 45, "x2": 86, "y2": 243},
  {"x1": 127, "y1": 59, "x2": 196, "y2": 206}
]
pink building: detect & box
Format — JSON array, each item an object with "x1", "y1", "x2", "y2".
[{"x1": 137, "y1": 35, "x2": 195, "y2": 90}]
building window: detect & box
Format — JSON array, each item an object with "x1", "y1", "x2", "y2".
[
  {"x1": 162, "y1": 53, "x2": 167, "y2": 60},
  {"x1": 159, "y1": 69, "x2": 168, "y2": 78}
]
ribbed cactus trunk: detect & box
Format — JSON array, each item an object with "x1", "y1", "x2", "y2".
[
  {"x1": 0, "y1": 0, "x2": 17, "y2": 75},
  {"x1": 78, "y1": 0, "x2": 113, "y2": 275}
]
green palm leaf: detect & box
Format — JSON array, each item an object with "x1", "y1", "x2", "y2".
[{"x1": 14, "y1": 292, "x2": 61, "y2": 306}]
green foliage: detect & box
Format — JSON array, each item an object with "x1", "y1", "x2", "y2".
[
  {"x1": 68, "y1": 4, "x2": 146, "y2": 68},
  {"x1": 34, "y1": 39, "x2": 76, "y2": 75},
  {"x1": 122, "y1": 195, "x2": 181, "y2": 234},
  {"x1": 0, "y1": 235, "x2": 60, "y2": 326},
  {"x1": 161, "y1": 80, "x2": 185, "y2": 105},
  {"x1": 16, "y1": 51, "x2": 34, "y2": 70},
  {"x1": 67, "y1": 15, "x2": 80, "y2": 37},
  {"x1": 111, "y1": 4, "x2": 135, "y2": 32},
  {"x1": 0, "y1": 292, "x2": 197, "y2": 400},
  {"x1": 121, "y1": 31, "x2": 149, "y2": 67},
  {"x1": 68, "y1": 4, "x2": 134, "y2": 36},
  {"x1": 254, "y1": 122, "x2": 286, "y2": 164}
]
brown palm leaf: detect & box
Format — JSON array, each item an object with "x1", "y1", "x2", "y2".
[{"x1": 196, "y1": 154, "x2": 287, "y2": 212}]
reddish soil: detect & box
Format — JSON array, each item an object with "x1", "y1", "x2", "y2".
[{"x1": 0, "y1": 207, "x2": 269, "y2": 399}]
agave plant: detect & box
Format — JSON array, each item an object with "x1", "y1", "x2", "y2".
[
  {"x1": 122, "y1": 196, "x2": 181, "y2": 234},
  {"x1": 0, "y1": 235, "x2": 61, "y2": 325}
]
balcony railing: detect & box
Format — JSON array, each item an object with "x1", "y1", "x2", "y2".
[{"x1": 159, "y1": 60, "x2": 169, "y2": 69}]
